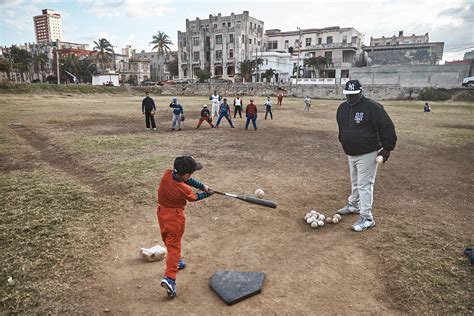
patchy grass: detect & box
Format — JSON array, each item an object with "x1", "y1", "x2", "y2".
[
  {"x1": 0, "y1": 92, "x2": 472, "y2": 314},
  {"x1": 0, "y1": 168, "x2": 116, "y2": 314}
]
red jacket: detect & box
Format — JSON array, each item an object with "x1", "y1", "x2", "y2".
[{"x1": 246, "y1": 103, "x2": 257, "y2": 117}]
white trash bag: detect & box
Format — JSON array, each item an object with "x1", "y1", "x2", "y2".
[{"x1": 139, "y1": 245, "x2": 167, "y2": 262}]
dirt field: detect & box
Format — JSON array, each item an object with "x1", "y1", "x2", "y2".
[{"x1": 1, "y1": 92, "x2": 472, "y2": 314}]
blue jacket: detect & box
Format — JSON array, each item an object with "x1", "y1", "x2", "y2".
[
  {"x1": 169, "y1": 102, "x2": 184, "y2": 115},
  {"x1": 219, "y1": 103, "x2": 231, "y2": 116}
]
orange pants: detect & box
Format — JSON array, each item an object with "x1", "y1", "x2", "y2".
[
  {"x1": 157, "y1": 205, "x2": 185, "y2": 280},
  {"x1": 197, "y1": 116, "x2": 213, "y2": 127}
]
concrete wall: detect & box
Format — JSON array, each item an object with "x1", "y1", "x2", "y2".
[
  {"x1": 155, "y1": 83, "x2": 474, "y2": 101},
  {"x1": 351, "y1": 64, "x2": 471, "y2": 88}
]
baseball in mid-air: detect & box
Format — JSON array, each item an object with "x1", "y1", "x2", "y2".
[
  {"x1": 255, "y1": 188, "x2": 265, "y2": 198},
  {"x1": 376, "y1": 155, "x2": 384, "y2": 164}
]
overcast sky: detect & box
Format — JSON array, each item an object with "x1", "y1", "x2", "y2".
[{"x1": 1, "y1": 0, "x2": 473, "y2": 63}]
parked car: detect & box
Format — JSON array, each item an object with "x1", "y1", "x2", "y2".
[
  {"x1": 462, "y1": 76, "x2": 474, "y2": 87},
  {"x1": 158, "y1": 79, "x2": 176, "y2": 86},
  {"x1": 140, "y1": 80, "x2": 157, "y2": 86}
]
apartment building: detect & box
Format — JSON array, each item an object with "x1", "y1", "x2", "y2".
[
  {"x1": 133, "y1": 50, "x2": 178, "y2": 82},
  {"x1": 34, "y1": 9, "x2": 62, "y2": 43},
  {"x1": 177, "y1": 11, "x2": 264, "y2": 79},
  {"x1": 264, "y1": 26, "x2": 365, "y2": 81},
  {"x1": 366, "y1": 31, "x2": 444, "y2": 65}
]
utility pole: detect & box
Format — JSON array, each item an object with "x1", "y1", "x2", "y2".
[
  {"x1": 296, "y1": 27, "x2": 303, "y2": 85},
  {"x1": 56, "y1": 50, "x2": 60, "y2": 84}
]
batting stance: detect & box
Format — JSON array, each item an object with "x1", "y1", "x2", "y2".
[
  {"x1": 157, "y1": 156, "x2": 214, "y2": 298},
  {"x1": 336, "y1": 80, "x2": 397, "y2": 232}
]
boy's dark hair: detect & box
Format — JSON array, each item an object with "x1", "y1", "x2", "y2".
[{"x1": 174, "y1": 156, "x2": 203, "y2": 174}]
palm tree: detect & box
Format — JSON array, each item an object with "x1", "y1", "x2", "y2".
[
  {"x1": 239, "y1": 58, "x2": 264, "y2": 82},
  {"x1": 93, "y1": 38, "x2": 113, "y2": 71},
  {"x1": 304, "y1": 56, "x2": 330, "y2": 78},
  {"x1": 149, "y1": 31, "x2": 173, "y2": 81},
  {"x1": 33, "y1": 52, "x2": 48, "y2": 82},
  {"x1": 262, "y1": 68, "x2": 276, "y2": 83}
]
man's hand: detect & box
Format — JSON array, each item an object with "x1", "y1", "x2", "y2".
[{"x1": 379, "y1": 149, "x2": 391, "y2": 163}]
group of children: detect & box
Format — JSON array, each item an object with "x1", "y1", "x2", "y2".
[{"x1": 144, "y1": 90, "x2": 286, "y2": 132}]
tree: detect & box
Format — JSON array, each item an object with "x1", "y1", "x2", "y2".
[
  {"x1": 10, "y1": 47, "x2": 32, "y2": 82},
  {"x1": 33, "y1": 52, "x2": 48, "y2": 82},
  {"x1": 93, "y1": 38, "x2": 113, "y2": 71},
  {"x1": 262, "y1": 68, "x2": 276, "y2": 83},
  {"x1": 149, "y1": 31, "x2": 173, "y2": 81},
  {"x1": 304, "y1": 56, "x2": 330, "y2": 78},
  {"x1": 195, "y1": 68, "x2": 211, "y2": 83},
  {"x1": 239, "y1": 58, "x2": 263, "y2": 82}
]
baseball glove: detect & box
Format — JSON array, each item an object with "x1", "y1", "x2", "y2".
[
  {"x1": 181, "y1": 115, "x2": 185, "y2": 122},
  {"x1": 150, "y1": 111, "x2": 156, "y2": 116}
]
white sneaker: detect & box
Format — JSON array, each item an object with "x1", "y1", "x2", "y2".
[
  {"x1": 153, "y1": 128, "x2": 157, "y2": 131},
  {"x1": 337, "y1": 204, "x2": 360, "y2": 215},
  {"x1": 352, "y1": 217, "x2": 375, "y2": 232}
]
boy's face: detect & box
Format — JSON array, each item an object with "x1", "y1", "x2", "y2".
[{"x1": 180, "y1": 172, "x2": 193, "y2": 181}]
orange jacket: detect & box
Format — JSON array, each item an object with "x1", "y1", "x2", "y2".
[{"x1": 158, "y1": 170, "x2": 198, "y2": 208}]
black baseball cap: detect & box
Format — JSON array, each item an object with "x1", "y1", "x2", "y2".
[
  {"x1": 343, "y1": 80, "x2": 362, "y2": 94},
  {"x1": 173, "y1": 156, "x2": 203, "y2": 174}
]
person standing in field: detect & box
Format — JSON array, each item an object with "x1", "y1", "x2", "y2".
[
  {"x1": 303, "y1": 95, "x2": 311, "y2": 112},
  {"x1": 336, "y1": 79, "x2": 397, "y2": 232},
  {"x1": 169, "y1": 97, "x2": 184, "y2": 131},
  {"x1": 209, "y1": 90, "x2": 221, "y2": 120},
  {"x1": 196, "y1": 104, "x2": 214, "y2": 128},
  {"x1": 264, "y1": 96, "x2": 273, "y2": 120},
  {"x1": 245, "y1": 98, "x2": 258, "y2": 131},
  {"x1": 142, "y1": 91, "x2": 157, "y2": 130},
  {"x1": 277, "y1": 92, "x2": 284, "y2": 107},
  {"x1": 157, "y1": 156, "x2": 214, "y2": 298},
  {"x1": 215, "y1": 98, "x2": 235, "y2": 128},
  {"x1": 233, "y1": 94, "x2": 243, "y2": 118}
]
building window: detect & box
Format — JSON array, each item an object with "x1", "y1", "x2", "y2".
[
  {"x1": 324, "y1": 51, "x2": 332, "y2": 61},
  {"x1": 182, "y1": 53, "x2": 187, "y2": 61},
  {"x1": 326, "y1": 36, "x2": 333, "y2": 44},
  {"x1": 216, "y1": 50, "x2": 222, "y2": 60},
  {"x1": 305, "y1": 38, "x2": 312, "y2": 47},
  {"x1": 193, "y1": 51, "x2": 200, "y2": 62},
  {"x1": 229, "y1": 34, "x2": 234, "y2": 43},
  {"x1": 193, "y1": 37, "x2": 199, "y2": 46},
  {"x1": 242, "y1": 35, "x2": 245, "y2": 44},
  {"x1": 254, "y1": 38, "x2": 256, "y2": 45},
  {"x1": 213, "y1": 24, "x2": 217, "y2": 28},
  {"x1": 342, "y1": 36, "x2": 347, "y2": 44},
  {"x1": 284, "y1": 40, "x2": 289, "y2": 49},
  {"x1": 265, "y1": 59, "x2": 268, "y2": 65},
  {"x1": 228, "y1": 22, "x2": 231, "y2": 27},
  {"x1": 351, "y1": 36, "x2": 357, "y2": 44},
  {"x1": 250, "y1": 22, "x2": 252, "y2": 29},
  {"x1": 222, "y1": 23, "x2": 226, "y2": 27},
  {"x1": 229, "y1": 49, "x2": 234, "y2": 58},
  {"x1": 268, "y1": 41, "x2": 278, "y2": 49},
  {"x1": 216, "y1": 35, "x2": 222, "y2": 44},
  {"x1": 386, "y1": 42, "x2": 391, "y2": 46},
  {"x1": 249, "y1": 38, "x2": 252, "y2": 45}
]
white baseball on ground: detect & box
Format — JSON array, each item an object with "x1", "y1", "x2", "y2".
[
  {"x1": 326, "y1": 217, "x2": 333, "y2": 224},
  {"x1": 318, "y1": 214, "x2": 325, "y2": 221},
  {"x1": 332, "y1": 217, "x2": 339, "y2": 224},
  {"x1": 310, "y1": 210, "x2": 318, "y2": 215},
  {"x1": 376, "y1": 155, "x2": 384, "y2": 164},
  {"x1": 334, "y1": 214, "x2": 342, "y2": 220},
  {"x1": 310, "y1": 221, "x2": 319, "y2": 228},
  {"x1": 304, "y1": 213, "x2": 311, "y2": 220},
  {"x1": 318, "y1": 220, "x2": 324, "y2": 227},
  {"x1": 255, "y1": 188, "x2": 265, "y2": 198}
]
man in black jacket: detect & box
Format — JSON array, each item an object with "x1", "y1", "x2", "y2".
[
  {"x1": 142, "y1": 91, "x2": 157, "y2": 130},
  {"x1": 336, "y1": 80, "x2": 397, "y2": 232}
]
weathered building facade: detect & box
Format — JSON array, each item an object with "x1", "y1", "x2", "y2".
[
  {"x1": 177, "y1": 11, "x2": 264, "y2": 80},
  {"x1": 365, "y1": 31, "x2": 444, "y2": 66}
]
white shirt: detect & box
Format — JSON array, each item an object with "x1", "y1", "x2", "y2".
[{"x1": 210, "y1": 94, "x2": 220, "y2": 104}]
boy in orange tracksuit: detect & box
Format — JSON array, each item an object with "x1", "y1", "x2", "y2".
[{"x1": 157, "y1": 156, "x2": 213, "y2": 298}]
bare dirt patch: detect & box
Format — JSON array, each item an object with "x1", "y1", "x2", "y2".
[{"x1": 1, "y1": 94, "x2": 472, "y2": 314}]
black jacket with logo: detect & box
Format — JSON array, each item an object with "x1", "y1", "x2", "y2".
[{"x1": 336, "y1": 95, "x2": 397, "y2": 156}]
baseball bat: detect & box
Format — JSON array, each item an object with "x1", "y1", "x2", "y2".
[{"x1": 214, "y1": 190, "x2": 277, "y2": 209}]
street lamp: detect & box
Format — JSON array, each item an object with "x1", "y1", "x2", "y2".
[{"x1": 296, "y1": 27, "x2": 303, "y2": 84}]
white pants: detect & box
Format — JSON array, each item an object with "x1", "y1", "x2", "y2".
[
  {"x1": 211, "y1": 102, "x2": 220, "y2": 117},
  {"x1": 303, "y1": 104, "x2": 311, "y2": 112},
  {"x1": 172, "y1": 113, "x2": 182, "y2": 129},
  {"x1": 347, "y1": 151, "x2": 379, "y2": 219}
]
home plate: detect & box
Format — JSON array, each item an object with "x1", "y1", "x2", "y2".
[{"x1": 209, "y1": 271, "x2": 265, "y2": 305}]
